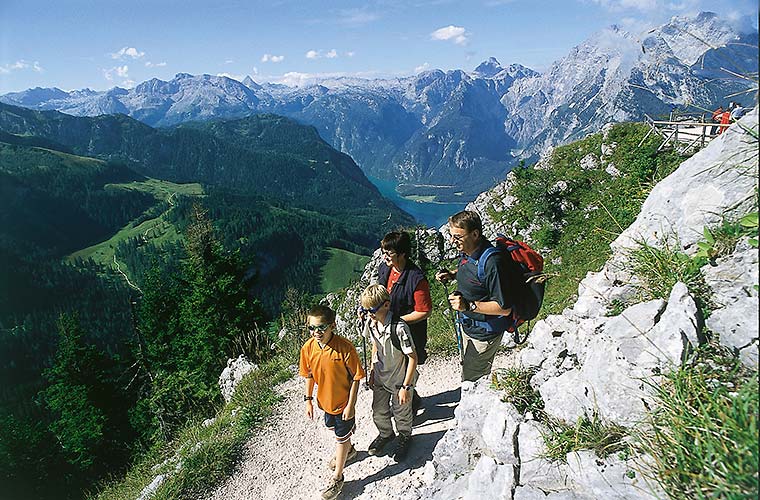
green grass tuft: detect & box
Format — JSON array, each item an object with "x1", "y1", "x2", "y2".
[
  {"x1": 541, "y1": 412, "x2": 630, "y2": 463},
  {"x1": 627, "y1": 239, "x2": 713, "y2": 311},
  {"x1": 491, "y1": 367, "x2": 545, "y2": 417},
  {"x1": 637, "y1": 343, "x2": 759, "y2": 499}
]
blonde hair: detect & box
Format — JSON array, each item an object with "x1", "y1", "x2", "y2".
[{"x1": 360, "y1": 284, "x2": 389, "y2": 309}]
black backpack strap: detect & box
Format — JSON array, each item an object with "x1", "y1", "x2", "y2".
[{"x1": 389, "y1": 320, "x2": 403, "y2": 353}]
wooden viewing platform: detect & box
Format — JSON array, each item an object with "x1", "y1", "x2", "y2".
[{"x1": 640, "y1": 113, "x2": 721, "y2": 154}]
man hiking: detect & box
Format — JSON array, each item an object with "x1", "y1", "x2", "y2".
[
  {"x1": 377, "y1": 231, "x2": 432, "y2": 413},
  {"x1": 299, "y1": 305, "x2": 365, "y2": 500},
  {"x1": 435, "y1": 210, "x2": 519, "y2": 382},
  {"x1": 360, "y1": 284, "x2": 419, "y2": 462}
]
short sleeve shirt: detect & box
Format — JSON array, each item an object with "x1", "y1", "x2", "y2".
[
  {"x1": 364, "y1": 313, "x2": 417, "y2": 388},
  {"x1": 299, "y1": 335, "x2": 365, "y2": 415}
]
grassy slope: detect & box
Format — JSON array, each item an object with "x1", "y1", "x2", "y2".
[
  {"x1": 67, "y1": 179, "x2": 204, "y2": 272},
  {"x1": 318, "y1": 248, "x2": 371, "y2": 294}
]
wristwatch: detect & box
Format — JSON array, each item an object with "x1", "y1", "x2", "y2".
[
  {"x1": 303, "y1": 395, "x2": 313, "y2": 401},
  {"x1": 468, "y1": 300, "x2": 478, "y2": 312},
  {"x1": 402, "y1": 384, "x2": 414, "y2": 391}
]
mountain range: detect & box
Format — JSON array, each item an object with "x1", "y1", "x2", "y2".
[{"x1": 2, "y1": 12, "x2": 757, "y2": 201}]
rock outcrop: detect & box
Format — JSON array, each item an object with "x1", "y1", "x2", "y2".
[
  {"x1": 219, "y1": 355, "x2": 257, "y2": 403},
  {"x1": 414, "y1": 110, "x2": 758, "y2": 499}
]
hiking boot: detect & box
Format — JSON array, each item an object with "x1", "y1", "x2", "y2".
[
  {"x1": 392, "y1": 434, "x2": 411, "y2": 462},
  {"x1": 328, "y1": 444, "x2": 357, "y2": 470},
  {"x1": 367, "y1": 433, "x2": 395, "y2": 456},
  {"x1": 321, "y1": 474, "x2": 344, "y2": 500}
]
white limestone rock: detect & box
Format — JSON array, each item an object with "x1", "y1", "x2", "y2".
[
  {"x1": 518, "y1": 420, "x2": 568, "y2": 491},
  {"x1": 463, "y1": 456, "x2": 515, "y2": 500},
  {"x1": 580, "y1": 153, "x2": 600, "y2": 170},
  {"x1": 218, "y1": 355, "x2": 257, "y2": 403},
  {"x1": 633, "y1": 282, "x2": 700, "y2": 369},
  {"x1": 564, "y1": 451, "x2": 664, "y2": 500},
  {"x1": 702, "y1": 238, "x2": 760, "y2": 368}
]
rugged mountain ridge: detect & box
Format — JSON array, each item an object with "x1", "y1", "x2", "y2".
[{"x1": 3, "y1": 12, "x2": 755, "y2": 200}]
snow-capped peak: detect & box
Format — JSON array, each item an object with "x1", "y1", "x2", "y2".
[
  {"x1": 653, "y1": 11, "x2": 738, "y2": 65},
  {"x1": 472, "y1": 57, "x2": 504, "y2": 78}
]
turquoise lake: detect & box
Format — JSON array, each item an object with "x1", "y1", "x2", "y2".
[{"x1": 368, "y1": 176, "x2": 469, "y2": 229}]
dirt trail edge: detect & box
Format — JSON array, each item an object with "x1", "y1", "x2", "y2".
[{"x1": 207, "y1": 353, "x2": 513, "y2": 500}]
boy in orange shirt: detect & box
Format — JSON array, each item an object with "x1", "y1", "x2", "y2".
[{"x1": 299, "y1": 305, "x2": 365, "y2": 500}]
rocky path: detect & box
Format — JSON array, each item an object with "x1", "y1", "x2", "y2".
[{"x1": 207, "y1": 353, "x2": 513, "y2": 500}]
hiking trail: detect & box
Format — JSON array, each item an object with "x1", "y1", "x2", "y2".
[{"x1": 207, "y1": 353, "x2": 513, "y2": 500}]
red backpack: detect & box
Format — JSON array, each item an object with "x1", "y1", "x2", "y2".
[{"x1": 477, "y1": 234, "x2": 546, "y2": 331}]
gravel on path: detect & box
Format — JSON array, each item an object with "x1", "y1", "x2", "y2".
[{"x1": 207, "y1": 352, "x2": 514, "y2": 500}]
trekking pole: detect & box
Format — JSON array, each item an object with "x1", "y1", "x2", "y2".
[
  {"x1": 356, "y1": 312, "x2": 370, "y2": 391},
  {"x1": 440, "y1": 272, "x2": 464, "y2": 366}
]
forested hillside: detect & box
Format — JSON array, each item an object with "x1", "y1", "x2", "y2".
[{"x1": 0, "y1": 104, "x2": 413, "y2": 499}]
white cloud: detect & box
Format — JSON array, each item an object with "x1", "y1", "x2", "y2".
[
  {"x1": 110, "y1": 46, "x2": 146, "y2": 60},
  {"x1": 430, "y1": 25, "x2": 469, "y2": 45},
  {"x1": 0, "y1": 59, "x2": 44, "y2": 74},
  {"x1": 145, "y1": 61, "x2": 167, "y2": 68},
  {"x1": 225, "y1": 59, "x2": 235, "y2": 64},
  {"x1": 346, "y1": 51, "x2": 355, "y2": 57},
  {"x1": 414, "y1": 62, "x2": 431, "y2": 73},
  {"x1": 103, "y1": 65, "x2": 129, "y2": 81},
  {"x1": 261, "y1": 54, "x2": 285, "y2": 63},
  {"x1": 305, "y1": 49, "x2": 343, "y2": 60}
]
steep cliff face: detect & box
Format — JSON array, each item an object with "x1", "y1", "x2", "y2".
[{"x1": 411, "y1": 109, "x2": 758, "y2": 499}]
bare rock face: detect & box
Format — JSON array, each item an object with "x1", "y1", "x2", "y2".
[
  {"x1": 703, "y1": 238, "x2": 760, "y2": 368},
  {"x1": 417, "y1": 379, "x2": 663, "y2": 500},
  {"x1": 218, "y1": 355, "x2": 257, "y2": 403}
]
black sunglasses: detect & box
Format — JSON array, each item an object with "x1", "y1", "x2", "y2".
[{"x1": 307, "y1": 324, "x2": 331, "y2": 332}]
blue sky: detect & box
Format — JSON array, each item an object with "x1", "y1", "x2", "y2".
[{"x1": 0, "y1": 0, "x2": 757, "y2": 93}]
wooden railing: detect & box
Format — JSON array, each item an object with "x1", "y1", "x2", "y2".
[{"x1": 641, "y1": 114, "x2": 719, "y2": 154}]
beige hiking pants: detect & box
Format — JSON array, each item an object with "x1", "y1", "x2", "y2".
[
  {"x1": 461, "y1": 332, "x2": 504, "y2": 382},
  {"x1": 371, "y1": 382, "x2": 413, "y2": 438}
]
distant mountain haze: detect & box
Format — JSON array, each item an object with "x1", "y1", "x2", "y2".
[{"x1": 1, "y1": 12, "x2": 756, "y2": 201}]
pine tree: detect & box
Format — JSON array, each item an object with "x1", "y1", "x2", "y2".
[{"x1": 41, "y1": 314, "x2": 106, "y2": 472}]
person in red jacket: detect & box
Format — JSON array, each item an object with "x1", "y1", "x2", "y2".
[{"x1": 710, "y1": 105, "x2": 724, "y2": 135}]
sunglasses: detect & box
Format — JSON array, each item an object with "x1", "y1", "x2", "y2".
[
  {"x1": 450, "y1": 232, "x2": 468, "y2": 242},
  {"x1": 307, "y1": 323, "x2": 331, "y2": 332},
  {"x1": 360, "y1": 303, "x2": 384, "y2": 314},
  {"x1": 381, "y1": 250, "x2": 397, "y2": 257}
]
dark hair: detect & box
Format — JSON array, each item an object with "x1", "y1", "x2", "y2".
[
  {"x1": 449, "y1": 210, "x2": 482, "y2": 234},
  {"x1": 381, "y1": 231, "x2": 411, "y2": 257},
  {"x1": 307, "y1": 304, "x2": 336, "y2": 324}
]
